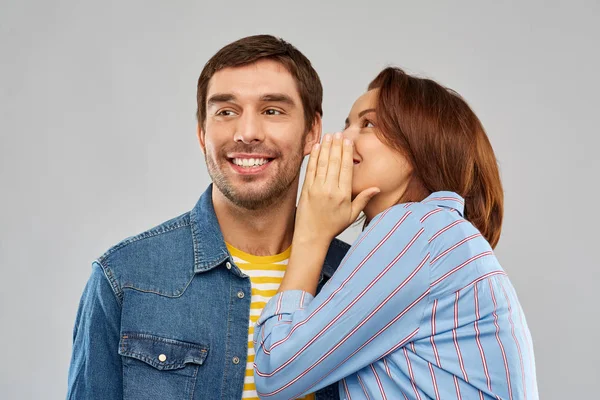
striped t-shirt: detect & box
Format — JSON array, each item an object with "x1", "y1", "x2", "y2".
[{"x1": 226, "y1": 243, "x2": 315, "y2": 400}]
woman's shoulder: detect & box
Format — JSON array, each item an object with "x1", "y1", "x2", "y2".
[
  {"x1": 371, "y1": 200, "x2": 466, "y2": 232},
  {"x1": 370, "y1": 198, "x2": 489, "y2": 253}
]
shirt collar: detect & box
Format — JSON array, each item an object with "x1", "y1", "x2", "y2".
[
  {"x1": 189, "y1": 184, "x2": 338, "y2": 281},
  {"x1": 421, "y1": 191, "x2": 465, "y2": 217},
  {"x1": 190, "y1": 184, "x2": 230, "y2": 273}
]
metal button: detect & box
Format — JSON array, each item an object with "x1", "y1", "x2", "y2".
[
  {"x1": 232, "y1": 356, "x2": 240, "y2": 364},
  {"x1": 226, "y1": 262, "x2": 232, "y2": 270},
  {"x1": 158, "y1": 354, "x2": 167, "y2": 362},
  {"x1": 237, "y1": 291, "x2": 245, "y2": 299}
]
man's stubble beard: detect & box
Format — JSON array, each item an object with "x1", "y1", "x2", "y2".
[{"x1": 205, "y1": 148, "x2": 304, "y2": 211}]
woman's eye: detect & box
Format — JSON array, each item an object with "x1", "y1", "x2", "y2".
[
  {"x1": 363, "y1": 120, "x2": 375, "y2": 128},
  {"x1": 264, "y1": 109, "x2": 282, "y2": 116}
]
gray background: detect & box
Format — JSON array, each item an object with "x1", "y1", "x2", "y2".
[{"x1": 1, "y1": 0, "x2": 598, "y2": 398}]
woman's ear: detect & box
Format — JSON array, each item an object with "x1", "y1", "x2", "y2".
[{"x1": 303, "y1": 113, "x2": 322, "y2": 155}]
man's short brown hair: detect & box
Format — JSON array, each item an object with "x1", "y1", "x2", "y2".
[{"x1": 196, "y1": 35, "x2": 323, "y2": 132}]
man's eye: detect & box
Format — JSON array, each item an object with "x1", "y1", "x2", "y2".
[
  {"x1": 264, "y1": 109, "x2": 282, "y2": 116},
  {"x1": 217, "y1": 110, "x2": 235, "y2": 116}
]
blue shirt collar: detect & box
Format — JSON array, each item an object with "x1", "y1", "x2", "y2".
[
  {"x1": 190, "y1": 184, "x2": 230, "y2": 273},
  {"x1": 421, "y1": 191, "x2": 465, "y2": 216}
]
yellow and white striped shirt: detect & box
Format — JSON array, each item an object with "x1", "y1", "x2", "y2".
[{"x1": 226, "y1": 243, "x2": 315, "y2": 400}]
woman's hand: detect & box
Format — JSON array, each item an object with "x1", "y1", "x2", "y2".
[
  {"x1": 294, "y1": 132, "x2": 380, "y2": 244},
  {"x1": 278, "y1": 133, "x2": 379, "y2": 295}
]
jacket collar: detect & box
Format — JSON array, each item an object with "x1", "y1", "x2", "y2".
[
  {"x1": 189, "y1": 184, "x2": 342, "y2": 280},
  {"x1": 190, "y1": 184, "x2": 230, "y2": 273}
]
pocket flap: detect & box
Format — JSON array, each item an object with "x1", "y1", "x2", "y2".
[{"x1": 119, "y1": 332, "x2": 209, "y2": 370}]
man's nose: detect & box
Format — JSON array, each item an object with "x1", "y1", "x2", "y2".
[{"x1": 234, "y1": 112, "x2": 265, "y2": 144}]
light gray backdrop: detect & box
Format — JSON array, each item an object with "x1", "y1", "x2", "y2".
[{"x1": 1, "y1": 0, "x2": 598, "y2": 399}]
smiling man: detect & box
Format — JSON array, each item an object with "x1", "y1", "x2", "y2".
[{"x1": 67, "y1": 35, "x2": 349, "y2": 400}]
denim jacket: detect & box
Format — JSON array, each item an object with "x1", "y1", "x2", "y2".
[{"x1": 67, "y1": 184, "x2": 349, "y2": 399}]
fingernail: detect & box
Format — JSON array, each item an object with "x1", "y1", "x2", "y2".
[
  {"x1": 325, "y1": 134, "x2": 332, "y2": 142},
  {"x1": 335, "y1": 132, "x2": 342, "y2": 140},
  {"x1": 344, "y1": 138, "x2": 352, "y2": 146},
  {"x1": 314, "y1": 143, "x2": 320, "y2": 150}
]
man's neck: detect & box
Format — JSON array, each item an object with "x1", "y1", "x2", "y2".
[{"x1": 212, "y1": 186, "x2": 298, "y2": 256}]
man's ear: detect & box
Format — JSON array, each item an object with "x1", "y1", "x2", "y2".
[
  {"x1": 303, "y1": 113, "x2": 322, "y2": 156},
  {"x1": 197, "y1": 122, "x2": 206, "y2": 154}
]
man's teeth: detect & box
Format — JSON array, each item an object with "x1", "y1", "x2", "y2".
[{"x1": 232, "y1": 158, "x2": 269, "y2": 167}]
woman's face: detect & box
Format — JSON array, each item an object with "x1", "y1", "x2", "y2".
[{"x1": 343, "y1": 89, "x2": 414, "y2": 218}]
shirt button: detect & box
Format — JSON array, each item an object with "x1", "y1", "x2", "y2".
[
  {"x1": 226, "y1": 262, "x2": 232, "y2": 270},
  {"x1": 158, "y1": 354, "x2": 167, "y2": 362},
  {"x1": 237, "y1": 291, "x2": 245, "y2": 299},
  {"x1": 232, "y1": 356, "x2": 240, "y2": 364}
]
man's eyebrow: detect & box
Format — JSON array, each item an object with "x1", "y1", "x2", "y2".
[
  {"x1": 207, "y1": 93, "x2": 237, "y2": 106},
  {"x1": 260, "y1": 93, "x2": 296, "y2": 106}
]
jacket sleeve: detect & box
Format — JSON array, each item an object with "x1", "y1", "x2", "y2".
[
  {"x1": 253, "y1": 207, "x2": 431, "y2": 399},
  {"x1": 67, "y1": 261, "x2": 123, "y2": 399}
]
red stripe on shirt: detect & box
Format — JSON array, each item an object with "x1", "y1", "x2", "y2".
[
  {"x1": 454, "y1": 376, "x2": 463, "y2": 400},
  {"x1": 357, "y1": 375, "x2": 371, "y2": 400},
  {"x1": 430, "y1": 251, "x2": 494, "y2": 287},
  {"x1": 429, "y1": 220, "x2": 467, "y2": 243},
  {"x1": 424, "y1": 196, "x2": 465, "y2": 205},
  {"x1": 474, "y1": 282, "x2": 492, "y2": 390},
  {"x1": 420, "y1": 208, "x2": 443, "y2": 223},
  {"x1": 370, "y1": 364, "x2": 387, "y2": 400},
  {"x1": 428, "y1": 362, "x2": 441, "y2": 400},
  {"x1": 431, "y1": 299, "x2": 441, "y2": 367},
  {"x1": 489, "y1": 279, "x2": 513, "y2": 400},
  {"x1": 342, "y1": 378, "x2": 352, "y2": 400},
  {"x1": 383, "y1": 358, "x2": 392, "y2": 377},
  {"x1": 453, "y1": 291, "x2": 469, "y2": 382},
  {"x1": 430, "y1": 233, "x2": 482, "y2": 265},
  {"x1": 403, "y1": 347, "x2": 422, "y2": 400},
  {"x1": 499, "y1": 279, "x2": 527, "y2": 400}
]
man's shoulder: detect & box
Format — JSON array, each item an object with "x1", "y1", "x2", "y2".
[
  {"x1": 95, "y1": 211, "x2": 196, "y2": 296},
  {"x1": 99, "y1": 212, "x2": 192, "y2": 262}
]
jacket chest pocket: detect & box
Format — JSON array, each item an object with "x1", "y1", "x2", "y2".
[{"x1": 119, "y1": 332, "x2": 209, "y2": 399}]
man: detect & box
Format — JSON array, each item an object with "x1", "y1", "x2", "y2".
[{"x1": 67, "y1": 35, "x2": 349, "y2": 400}]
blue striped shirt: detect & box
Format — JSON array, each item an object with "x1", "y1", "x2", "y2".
[{"x1": 253, "y1": 192, "x2": 537, "y2": 400}]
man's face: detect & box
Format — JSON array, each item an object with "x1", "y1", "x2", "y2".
[{"x1": 199, "y1": 59, "x2": 319, "y2": 210}]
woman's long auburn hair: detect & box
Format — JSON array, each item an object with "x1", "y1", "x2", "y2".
[{"x1": 368, "y1": 67, "x2": 504, "y2": 248}]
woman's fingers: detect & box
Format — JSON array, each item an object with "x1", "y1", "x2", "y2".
[
  {"x1": 339, "y1": 137, "x2": 354, "y2": 193},
  {"x1": 325, "y1": 132, "x2": 343, "y2": 188},
  {"x1": 303, "y1": 141, "x2": 321, "y2": 190},
  {"x1": 315, "y1": 134, "x2": 332, "y2": 182}
]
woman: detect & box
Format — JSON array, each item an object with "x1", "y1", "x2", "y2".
[{"x1": 253, "y1": 67, "x2": 537, "y2": 400}]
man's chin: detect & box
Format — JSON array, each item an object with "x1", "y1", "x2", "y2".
[{"x1": 218, "y1": 182, "x2": 288, "y2": 210}]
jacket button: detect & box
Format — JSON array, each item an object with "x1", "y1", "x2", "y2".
[
  {"x1": 226, "y1": 262, "x2": 232, "y2": 270},
  {"x1": 237, "y1": 291, "x2": 245, "y2": 299},
  {"x1": 158, "y1": 354, "x2": 167, "y2": 362},
  {"x1": 232, "y1": 356, "x2": 240, "y2": 364}
]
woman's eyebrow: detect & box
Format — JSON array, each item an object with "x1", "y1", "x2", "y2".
[
  {"x1": 345, "y1": 108, "x2": 377, "y2": 126},
  {"x1": 358, "y1": 108, "x2": 376, "y2": 118}
]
